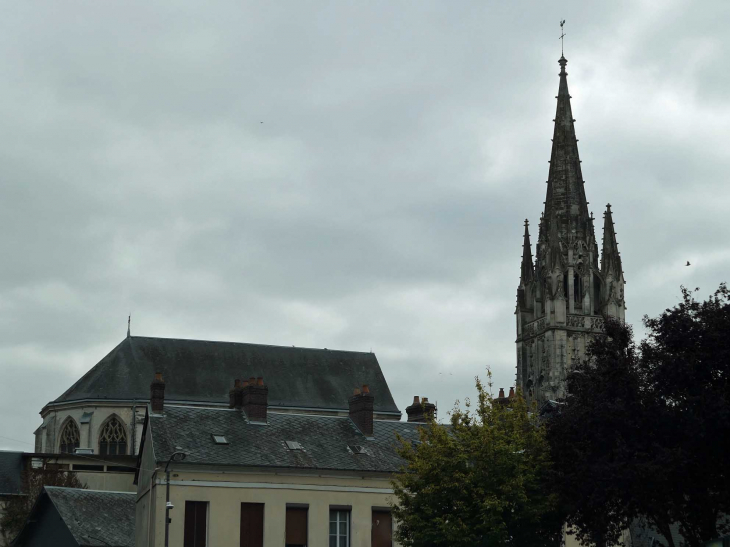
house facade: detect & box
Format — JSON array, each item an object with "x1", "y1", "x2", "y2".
[{"x1": 134, "y1": 375, "x2": 430, "y2": 547}]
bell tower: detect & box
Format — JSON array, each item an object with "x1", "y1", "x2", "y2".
[{"x1": 515, "y1": 55, "x2": 626, "y2": 405}]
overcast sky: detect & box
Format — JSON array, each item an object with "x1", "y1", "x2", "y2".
[{"x1": 1, "y1": 0, "x2": 729, "y2": 450}]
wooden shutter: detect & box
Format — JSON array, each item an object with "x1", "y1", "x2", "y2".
[
  {"x1": 240, "y1": 503, "x2": 265, "y2": 547},
  {"x1": 184, "y1": 501, "x2": 208, "y2": 547},
  {"x1": 285, "y1": 507, "x2": 308, "y2": 546},
  {"x1": 371, "y1": 511, "x2": 392, "y2": 547}
]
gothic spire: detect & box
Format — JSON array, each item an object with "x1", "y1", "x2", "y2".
[
  {"x1": 543, "y1": 56, "x2": 590, "y2": 241},
  {"x1": 600, "y1": 203, "x2": 622, "y2": 277},
  {"x1": 520, "y1": 219, "x2": 534, "y2": 284}
]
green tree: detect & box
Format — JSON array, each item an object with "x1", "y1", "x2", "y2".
[
  {"x1": 391, "y1": 374, "x2": 563, "y2": 547},
  {"x1": 548, "y1": 284, "x2": 730, "y2": 547},
  {"x1": 0, "y1": 459, "x2": 86, "y2": 544}
]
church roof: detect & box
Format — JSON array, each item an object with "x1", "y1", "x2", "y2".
[
  {"x1": 147, "y1": 405, "x2": 423, "y2": 473},
  {"x1": 49, "y1": 336, "x2": 400, "y2": 416}
]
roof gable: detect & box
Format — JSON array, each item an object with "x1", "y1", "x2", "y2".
[
  {"x1": 44, "y1": 487, "x2": 135, "y2": 547},
  {"x1": 52, "y1": 336, "x2": 400, "y2": 414}
]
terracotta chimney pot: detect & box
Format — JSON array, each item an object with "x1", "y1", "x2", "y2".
[{"x1": 256, "y1": 377, "x2": 264, "y2": 386}]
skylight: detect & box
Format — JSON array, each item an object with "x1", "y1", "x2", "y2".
[
  {"x1": 349, "y1": 445, "x2": 368, "y2": 455},
  {"x1": 211, "y1": 434, "x2": 229, "y2": 445},
  {"x1": 285, "y1": 440, "x2": 303, "y2": 450}
]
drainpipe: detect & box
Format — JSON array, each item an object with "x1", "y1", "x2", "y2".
[{"x1": 164, "y1": 451, "x2": 186, "y2": 547}]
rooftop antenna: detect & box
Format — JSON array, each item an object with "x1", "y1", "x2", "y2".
[
  {"x1": 127, "y1": 314, "x2": 131, "y2": 338},
  {"x1": 559, "y1": 20, "x2": 566, "y2": 56}
]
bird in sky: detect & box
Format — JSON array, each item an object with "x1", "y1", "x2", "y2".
[{"x1": 686, "y1": 261, "x2": 691, "y2": 266}]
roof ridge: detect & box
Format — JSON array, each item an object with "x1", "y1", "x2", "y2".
[{"x1": 129, "y1": 335, "x2": 374, "y2": 355}]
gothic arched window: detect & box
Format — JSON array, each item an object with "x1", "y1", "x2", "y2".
[
  {"x1": 99, "y1": 417, "x2": 127, "y2": 456},
  {"x1": 59, "y1": 420, "x2": 80, "y2": 454},
  {"x1": 574, "y1": 273, "x2": 581, "y2": 303}
]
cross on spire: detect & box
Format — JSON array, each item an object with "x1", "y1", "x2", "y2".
[{"x1": 559, "y1": 20, "x2": 566, "y2": 56}]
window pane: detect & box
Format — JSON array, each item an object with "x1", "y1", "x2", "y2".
[
  {"x1": 340, "y1": 521, "x2": 346, "y2": 535},
  {"x1": 330, "y1": 537, "x2": 337, "y2": 547},
  {"x1": 340, "y1": 536, "x2": 347, "y2": 547},
  {"x1": 330, "y1": 521, "x2": 337, "y2": 534}
]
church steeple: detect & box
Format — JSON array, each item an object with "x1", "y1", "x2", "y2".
[
  {"x1": 600, "y1": 204, "x2": 622, "y2": 278},
  {"x1": 543, "y1": 56, "x2": 591, "y2": 244},
  {"x1": 520, "y1": 219, "x2": 534, "y2": 284},
  {"x1": 515, "y1": 50, "x2": 627, "y2": 406}
]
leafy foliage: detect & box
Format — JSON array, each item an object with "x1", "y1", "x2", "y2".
[
  {"x1": 547, "y1": 284, "x2": 730, "y2": 547},
  {"x1": 391, "y1": 373, "x2": 563, "y2": 547},
  {"x1": 0, "y1": 460, "x2": 86, "y2": 544}
]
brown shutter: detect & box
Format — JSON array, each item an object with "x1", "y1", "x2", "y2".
[
  {"x1": 371, "y1": 511, "x2": 392, "y2": 547},
  {"x1": 184, "y1": 501, "x2": 208, "y2": 547},
  {"x1": 285, "y1": 507, "x2": 308, "y2": 546},
  {"x1": 240, "y1": 503, "x2": 265, "y2": 547}
]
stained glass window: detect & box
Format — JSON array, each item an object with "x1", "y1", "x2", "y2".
[
  {"x1": 99, "y1": 417, "x2": 127, "y2": 456},
  {"x1": 59, "y1": 420, "x2": 80, "y2": 454}
]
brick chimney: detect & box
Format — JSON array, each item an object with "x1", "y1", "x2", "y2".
[
  {"x1": 405, "y1": 395, "x2": 437, "y2": 423},
  {"x1": 508, "y1": 387, "x2": 515, "y2": 399},
  {"x1": 229, "y1": 379, "x2": 243, "y2": 409},
  {"x1": 242, "y1": 376, "x2": 268, "y2": 423},
  {"x1": 150, "y1": 372, "x2": 165, "y2": 413},
  {"x1": 349, "y1": 385, "x2": 374, "y2": 437}
]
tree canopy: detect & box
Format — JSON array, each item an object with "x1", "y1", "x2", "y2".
[
  {"x1": 391, "y1": 375, "x2": 563, "y2": 547},
  {"x1": 547, "y1": 284, "x2": 730, "y2": 547}
]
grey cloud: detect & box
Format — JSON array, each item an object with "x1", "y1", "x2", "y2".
[{"x1": 1, "y1": 0, "x2": 729, "y2": 450}]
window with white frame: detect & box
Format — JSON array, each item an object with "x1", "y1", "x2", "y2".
[{"x1": 329, "y1": 509, "x2": 350, "y2": 547}]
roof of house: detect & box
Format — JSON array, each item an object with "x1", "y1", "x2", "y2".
[
  {"x1": 50, "y1": 336, "x2": 400, "y2": 415},
  {"x1": 0, "y1": 451, "x2": 24, "y2": 495},
  {"x1": 44, "y1": 487, "x2": 135, "y2": 547},
  {"x1": 148, "y1": 405, "x2": 426, "y2": 473}
]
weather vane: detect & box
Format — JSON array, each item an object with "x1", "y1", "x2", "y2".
[{"x1": 559, "y1": 20, "x2": 566, "y2": 56}]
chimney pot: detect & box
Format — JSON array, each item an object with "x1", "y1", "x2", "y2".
[
  {"x1": 406, "y1": 395, "x2": 436, "y2": 423},
  {"x1": 349, "y1": 384, "x2": 374, "y2": 436},
  {"x1": 248, "y1": 376, "x2": 256, "y2": 385},
  {"x1": 242, "y1": 379, "x2": 249, "y2": 387},
  {"x1": 150, "y1": 372, "x2": 165, "y2": 413},
  {"x1": 235, "y1": 379, "x2": 242, "y2": 388},
  {"x1": 508, "y1": 387, "x2": 515, "y2": 398},
  {"x1": 353, "y1": 388, "x2": 361, "y2": 395},
  {"x1": 498, "y1": 388, "x2": 505, "y2": 398},
  {"x1": 256, "y1": 377, "x2": 264, "y2": 386}
]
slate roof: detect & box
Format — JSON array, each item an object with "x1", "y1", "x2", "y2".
[
  {"x1": 0, "y1": 451, "x2": 24, "y2": 495},
  {"x1": 148, "y1": 406, "x2": 425, "y2": 473},
  {"x1": 44, "y1": 487, "x2": 135, "y2": 547},
  {"x1": 51, "y1": 336, "x2": 400, "y2": 415}
]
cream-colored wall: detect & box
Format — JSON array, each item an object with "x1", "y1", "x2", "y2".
[
  {"x1": 39, "y1": 403, "x2": 145, "y2": 455},
  {"x1": 73, "y1": 470, "x2": 136, "y2": 492},
  {"x1": 139, "y1": 470, "x2": 399, "y2": 547}
]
